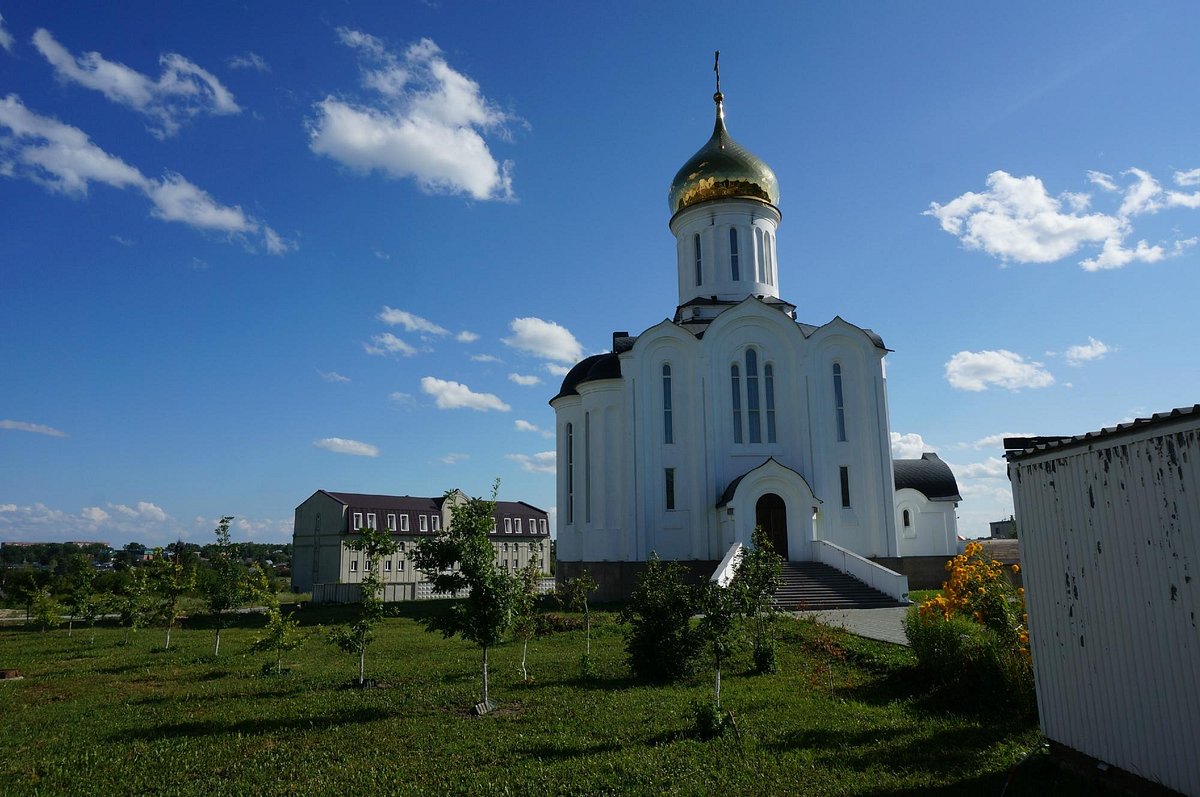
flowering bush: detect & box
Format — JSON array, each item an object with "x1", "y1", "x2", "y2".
[{"x1": 905, "y1": 543, "x2": 1034, "y2": 714}]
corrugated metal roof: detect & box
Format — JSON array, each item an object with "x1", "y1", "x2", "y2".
[{"x1": 1005, "y1": 404, "x2": 1200, "y2": 460}]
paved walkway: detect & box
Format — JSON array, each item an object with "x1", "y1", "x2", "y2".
[{"x1": 795, "y1": 606, "x2": 911, "y2": 646}]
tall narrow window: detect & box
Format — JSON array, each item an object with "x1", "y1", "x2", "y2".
[
  {"x1": 903, "y1": 509, "x2": 911, "y2": 528},
  {"x1": 584, "y1": 412, "x2": 592, "y2": 524},
  {"x1": 662, "y1": 364, "x2": 673, "y2": 444},
  {"x1": 386, "y1": 514, "x2": 396, "y2": 532},
  {"x1": 765, "y1": 232, "x2": 774, "y2": 284},
  {"x1": 746, "y1": 348, "x2": 761, "y2": 443},
  {"x1": 353, "y1": 512, "x2": 363, "y2": 531},
  {"x1": 400, "y1": 514, "x2": 409, "y2": 532},
  {"x1": 694, "y1": 234, "x2": 703, "y2": 286},
  {"x1": 665, "y1": 468, "x2": 676, "y2": 511},
  {"x1": 840, "y1": 466, "x2": 851, "y2": 508},
  {"x1": 833, "y1": 363, "x2": 847, "y2": 441},
  {"x1": 366, "y1": 513, "x2": 376, "y2": 530},
  {"x1": 566, "y1": 423, "x2": 574, "y2": 524},
  {"x1": 729, "y1": 228, "x2": 740, "y2": 280},
  {"x1": 432, "y1": 515, "x2": 440, "y2": 531},
  {"x1": 504, "y1": 518, "x2": 512, "y2": 534},
  {"x1": 764, "y1": 363, "x2": 776, "y2": 443},
  {"x1": 730, "y1": 364, "x2": 743, "y2": 444},
  {"x1": 756, "y1": 228, "x2": 765, "y2": 282},
  {"x1": 419, "y1": 515, "x2": 428, "y2": 532}
]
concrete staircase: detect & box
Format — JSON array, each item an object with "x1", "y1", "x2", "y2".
[{"x1": 772, "y1": 561, "x2": 908, "y2": 611}]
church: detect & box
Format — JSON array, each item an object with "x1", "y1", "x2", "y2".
[{"x1": 552, "y1": 68, "x2": 960, "y2": 599}]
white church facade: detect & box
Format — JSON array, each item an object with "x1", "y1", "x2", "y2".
[{"x1": 552, "y1": 75, "x2": 959, "y2": 597}]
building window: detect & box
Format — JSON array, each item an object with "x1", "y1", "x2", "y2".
[
  {"x1": 432, "y1": 515, "x2": 440, "y2": 531},
  {"x1": 903, "y1": 509, "x2": 911, "y2": 528},
  {"x1": 517, "y1": 517, "x2": 523, "y2": 533},
  {"x1": 833, "y1": 363, "x2": 847, "y2": 442},
  {"x1": 840, "y1": 466, "x2": 851, "y2": 508},
  {"x1": 662, "y1": 363, "x2": 673, "y2": 444},
  {"x1": 765, "y1": 232, "x2": 774, "y2": 284},
  {"x1": 729, "y1": 228, "x2": 740, "y2": 280},
  {"x1": 350, "y1": 560, "x2": 358, "y2": 572},
  {"x1": 366, "y1": 513, "x2": 376, "y2": 530},
  {"x1": 746, "y1": 348, "x2": 761, "y2": 443},
  {"x1": 400, "y1": 514, "x2": 409, "y2": 532},
  {"x1": 385, "y1": 559, "x2": 393, "y2": 572},
  {"x1": 764, "y1": 363, "x2": 776, "y2": 443},
  {"x1": 665, "y1": 468, "x2": 676, "y2": 511},
  {"x1": 585, "y1": 412, "x2": 592, "y2": 524},
  {"x1": 398, "y1": 560, "x2": 406, "y2": 571},
  {"x1": 694, "y1": 233, "x2": 703, "y2": 286},
  {"x1": 504, "y1": 517, "x2": 513, "y2": 534},
  {"x1": 540, "y1": 518, "x2": 547, "y2": 535},
  {"x1": 420, "y1": 515, "x2": 428, "y2": 532},
  {"x1": 731, "y1": 364, "x2": 743, "y2": 444},
  {"x1": 566, "y1": 423, "x2": 574, "y2": 524},
  {"x1": 386, "y1": 514, "x2": 396, "y2": 531},
  {"x1": 352, "y1": 512, "x2": 363, "y2": 531}
]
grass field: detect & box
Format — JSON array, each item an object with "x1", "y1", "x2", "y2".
[{"x1": 0, "y1": 602, "x2": 1100, "y2": 796}]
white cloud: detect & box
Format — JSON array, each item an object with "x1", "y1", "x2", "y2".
[
  {"x1": 544, "y1": 363, "x2": 570, "y2": 377},
  {"x1": 972, "y1": 432, "x2": 1037, "y2": 450},
  {"x1": 319, "y1": 370, "x2": 351, "y2": 383},
  {"x1": 0, "y1": 419, "x2": 68, "y2": 437},
  {"x1": 364, "y1": 332, "x2": 416, "y2": 356},
  {"x1": 509, "y1": 373, "x2": 540, "y2": 386},
  {"x1": 0, "y1": 13, "x2": 13, "y2": 53},
  {"x1": 471, "y1": 353, "x2": 501, "y2": 363},
  {"x1": 81, "y1": 506, "x2": 109, "y2": 523},
  {"x1": 952, "y1": 457, "x2": 1008, "y2": 479},
  {"x1": 456, "y1": 330, "x2": 479, "y2": 343},
  {"x1": 263, "y1": 226, "x2": 295, "y2": 254},
  {"x1": 0, "y1": 94, "x2": 284, "y2": 252},
  {"x1": 930, "y1": 168, "x2": 1200, "y2": 271},
  {"x1": 515, "y1": 419, "x2": 540, "y2": 433},
  {"x1": 314, "y1": 437, "x2": 379, "y2": 457},
  {"x1": 944, "y1": 349, "x2": 1054, "y2": 391},
  {"x1": 378, "y1": 306, "x2": 448, "y2": 335},
  {"x1": 110, "y1": 234, "x2": 135, "y2": 246},
  {"x1": 506, "y1": 451, "x2": 556, "y2": 474},
  {"x1": 1064, "y1": 336, "x2": 1111, "y2": 366},
  {"x1": 33, "y1": 28, "x2": 239, "y2": 138},
  {"x1": 228, "y1": 52, "x2": 270, "y2": 72},
  {"x1": 439, "y1": 452, "x2": 469, "y2": 465},
  {"x1": 890, "y1": 432, "x2": 934, "y2": 459},
  {"x1": 388, "y1": 391, "x2": 414, "y2": 404},
  {"x1": 926, "y1": 171, "x2": 1120, "y2": 264},
  {"x1": 308, "y1": 31, "x2": 514, "y2": 201},
  {"x1": 502, "y1": 317, "x2": 582, "y2": 364},
  {"x1": 420, "y1": 376, "x2": 510, "y2": 411}
]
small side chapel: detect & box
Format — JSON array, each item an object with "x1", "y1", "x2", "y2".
[{"x1": 552, "y1": 62, "x2": 958, "y2": 597}]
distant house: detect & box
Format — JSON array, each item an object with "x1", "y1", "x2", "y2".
[
  {"x1": 892, "y1": 453, "x2": 962, "y2": 556},
  {"x1": 1006, "y1": 406, "x2": 1199, "y2": 796},
  {"x1": 291, "y1": 490, "x2": 551, "y2": 603}
]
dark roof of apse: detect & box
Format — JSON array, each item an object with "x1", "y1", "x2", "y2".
[
  {"x1": 892, "y1": 454, "x2": 962, "y2": 502},
  {"x1": 319, "y1": 491, "x2": 548, "y2": 515},
  {"x1": 1004, "y1": 404, "x2": 1200, "y2": 461}
]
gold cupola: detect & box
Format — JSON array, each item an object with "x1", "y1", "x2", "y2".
[{"x1": 667, "y1": 63, "x2": 779, "y2": 217}]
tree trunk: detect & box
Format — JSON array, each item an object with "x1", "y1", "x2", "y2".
[
  {"x1": 124, "y1": 626, "x2": 131, "y2": 646},
  {"x1": 585, "y1": 610, "x2": 591, "y2": 656},
  {"x1": 68, "y1": 616, "x2": 74, "y2": 637},
  {"x1": 213, "y1": 625, "x2": 221, "y2": 657},
  {"x1": 89, "y1": 625, "x2": 96, "y2": 646},
  {"x1": 481, "y1": 645, "x2": 489, "y2": 705},
  {"x1": 521, "y1": 639, "x2": 529, "y2": 682},
  {"x1": 715, "y1": 655, "x2": 722, "y2": 709},
  {"x1": 164, "y1": 622, "x2": 172, "y2": 650},
  {"x1": 359, "y1": 646, "x2": 365, "y2": 686}
]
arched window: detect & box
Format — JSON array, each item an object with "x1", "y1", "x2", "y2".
[
  {"x1": 902, "y1": 509, "x2": 911, "y2": 528},
  {"x1": 693, "y1": 234, "x2": 703, "y2": 286},
  {"x1": 755, "y1": 228, "x2": 765, "y2": 282},
  {"x1": 746, "y1": 348, "x2": 761, "y2": 443},
  {"x1": 566, "y1": 423, "x2": 574, "y2": 523},
  {"x1": 662, "y1": 364, "x2": 673, "y2": 444},
  {"x1": 764, "y1": 363, "x2": 776, "y2": 443},
  {"x1": 833, "y1": 363, "x2": 847, "y2": 442},
  {"x1": 765, "y1": 232, "x2": 775, "y2": 285},
  {"x1": 730, "y1": 364, "x2": 743, "y2": 444},
  {"x1": 729, "y1": 228, "x2": 740, "y2": 280}
]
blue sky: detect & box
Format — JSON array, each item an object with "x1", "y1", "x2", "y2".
[{"x1": 3, "y1": 2, "x2": 1199, "y2": 545}]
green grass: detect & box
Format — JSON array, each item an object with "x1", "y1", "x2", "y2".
[
  {"x1": 0, "y1": 602, "x2": 1100, "y2": 796},
  {"x1": 907, "y1": 589, "x2": 942, "y2": 604}
]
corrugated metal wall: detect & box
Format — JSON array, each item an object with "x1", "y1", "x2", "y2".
[{"x1": 1010, "y1": 418, "x2": 1199, "y2": 796}]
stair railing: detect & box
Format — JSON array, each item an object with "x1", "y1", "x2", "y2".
[
  {"x1": 811, "y1": 539, "x2": 909, "y2": 602},
  {"x1": 710, "y1": 542, "x2": 744, "y2": 587}
]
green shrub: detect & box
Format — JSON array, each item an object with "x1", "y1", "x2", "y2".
[{"x1": 619, "y1": 554, "x2": 700, "y2": 681}]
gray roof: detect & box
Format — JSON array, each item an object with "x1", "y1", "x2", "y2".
[
  {"x1": 1004, "y1": 404, "x2": 1200, "y2": 461},
  {"x1": 319, "y1": 491, "x2": 547, "y2": 516},
  {"x1": 893, "y1": 453, "x2": 962, "y2": 502}
]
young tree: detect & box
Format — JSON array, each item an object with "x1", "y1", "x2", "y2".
[
  {"x1": 732, "y1": 527, "x2": 784, "y2": 674},
  {"x1": 248, "y1": 564, "x2": 303, "y2": 674},
  {"x1": 148, "y1": 544, "x2": 195, "y2": 651},
  {"x1": 511, "y1": 556, "x2": 543, "y2": 682},
  {"x1": 327, "y1": 524, "x2": 397, "y2": 686},
  {"x1": 413, "y1": 482, "x2": 517, "y2": 712},
  {"x1": 556, "y1": 571, "x2": 598, "y2": 673},
  {"x1": 201, "y1": 516, "x2": 247, "y2": 656},
  {"x1": 29, "y1": 586, "x2": 61, "y2": 632},
  {"x1": 619, "y1": 554, "x2": 701, "y2": 682},
  {"x1": 61, "y1": 553, "x2": 96, "y2": 638},
  {"x1": 115, "y1": 567, "x2": 152, "y2": 645},
  {"x1": 696, "y1": 580, "x2": 743, "y2": 711}
]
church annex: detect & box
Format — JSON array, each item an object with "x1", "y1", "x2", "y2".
[{"x1": 552, "y1": 68, "x2": 959, "y2": 598}]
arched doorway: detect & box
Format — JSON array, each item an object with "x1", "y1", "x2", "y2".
[{"x1": 755, "y1": 493, "x2": 788, "y2": 559}]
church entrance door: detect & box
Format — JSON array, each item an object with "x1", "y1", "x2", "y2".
[{"x1": 755, "y1": 493, "x2": 788, "y2": 559}]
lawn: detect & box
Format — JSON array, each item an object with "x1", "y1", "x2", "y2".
[{"x1": 0, "y1": 602, "x2": 1096, "y2": 796}]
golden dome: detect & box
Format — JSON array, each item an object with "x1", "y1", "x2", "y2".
[{"x1": 668, "y1": 92, "x2": 780, "y2": 216}]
